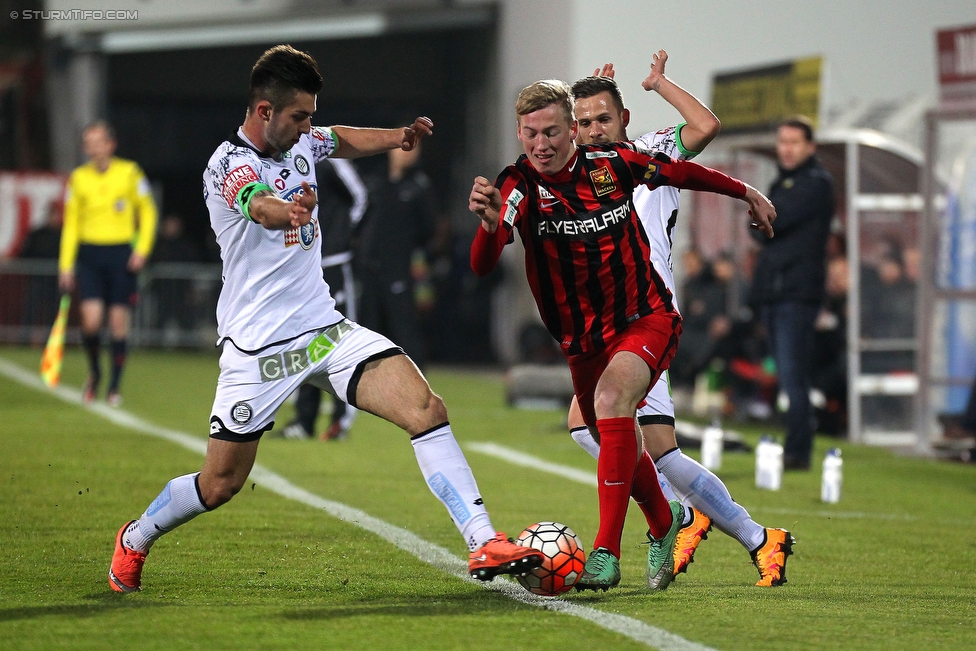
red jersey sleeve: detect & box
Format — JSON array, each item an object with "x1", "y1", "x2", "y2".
[
  {"x1": 618, "y1": 143, "x2": 746, "y2": 198},
  {"x1": 470, "y1": 166, "x2": 526, "y2": 276}
]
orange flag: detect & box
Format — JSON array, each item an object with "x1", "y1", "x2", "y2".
[{"x1": 40, "y1": 294, "x2": 71, "y2": 388}]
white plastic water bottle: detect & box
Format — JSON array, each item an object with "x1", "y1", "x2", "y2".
[
  {"x1": 755, "y1": 436, "x2": 783, "y2": 490},
  {"x1": 821, "y1": 448, "x2": 843, "y2": 503},
  {"x1": 701, "y1": 420, "x2": 724, "y2": 471}
]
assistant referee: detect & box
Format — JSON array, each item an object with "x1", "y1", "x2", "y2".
[{"x1": 58, "y1": 121, "x2": 157, "y2": 406}]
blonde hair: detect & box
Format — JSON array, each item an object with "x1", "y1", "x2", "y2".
[{"x1": 516, "y1": 79, "x2": 574, "y2": 124}]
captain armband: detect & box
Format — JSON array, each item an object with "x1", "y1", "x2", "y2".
[{"x1": 237, "y1": 182, "x2": 274, "y2": 222}]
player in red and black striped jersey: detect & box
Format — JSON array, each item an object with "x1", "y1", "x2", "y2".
[{"x1": 469, "y1": 79, "x2": 775, "y2": 591}]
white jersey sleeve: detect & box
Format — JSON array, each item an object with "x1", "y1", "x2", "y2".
[
  {"x1": 630, "y1": 124, "x2": 696, "y2": 314},
  {"x1": 203, "y1": 131, "x2": 341, "y2": 352},
  {"x1": 308, "y1": 126, "x2": 337, "y2": 163}
]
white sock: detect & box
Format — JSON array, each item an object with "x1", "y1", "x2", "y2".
[
  {"x1": 572, "y1": 426, "x2": 687, "y2": 521},
  {"x1": 411, "y1": 423, "x2": 495, "y2": 551},
  {"x1": 654, "y1": 463, "x2": 694, "y2": 527},
  {"x1": 655, "y1": 449, "x2": 765, "y2": 550},
  {"x1": 124, "y1": 472, "x2": 209, "y2": 553},
  {"x1": 570, "y1": 426, "x2": 601, "y2": 460}
]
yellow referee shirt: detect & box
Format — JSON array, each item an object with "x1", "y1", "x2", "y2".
[{"x1": 58, "y1": 157, "x2": 158, "y2": 272}]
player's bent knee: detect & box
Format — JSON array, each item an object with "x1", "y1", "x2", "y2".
[
  {"x1": 592, "y1": 389, "x2": 636, "y2": 419},
  {"x1": 200, "y1": 477, "x2": 244, "y2": 509},
  {"x1": 406, "y1": 391, "x2": 448, "y2": 433}
]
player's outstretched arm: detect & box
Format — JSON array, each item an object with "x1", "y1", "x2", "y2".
[
  {"x1": 248, "y1": 182, "x2": 318, "y2": 230},
  {"x1": 644, "y1": 156, "x2": 776, "y2": 237},
  {"x1": 331, "y1": 117, "x2": 433, "y2": 158},
  {"x1": 641, "y1": 50, "x2": 720, "y2": 153}
]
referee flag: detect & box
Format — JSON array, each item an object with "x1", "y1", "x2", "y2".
[{"x1": 40, "y1": 294, "x2": 71, "y2": 388}]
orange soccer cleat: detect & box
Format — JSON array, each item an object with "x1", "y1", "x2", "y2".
[
  {"x1": 469, "y1": 532, "x2": 544, "y2": 581},
  {"x1": 108, "y1": 520, "x2": 148, "y2": 593},
  {"x1": 752, "y1": 527, "x2": 795, "y2": 586},
  {"x1": 673, "y1": 507, "x2": 712, "y2": 576}
]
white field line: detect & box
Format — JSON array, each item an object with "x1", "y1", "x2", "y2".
[
  {"x1": 466, "y1": 442, "x2": 915, "y2": 522},
  {"x1": 0, "y1": 357, "x2": 715, "y2": 651}
]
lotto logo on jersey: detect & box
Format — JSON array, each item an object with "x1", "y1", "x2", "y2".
[
  {"x1": 589, "y1": 166, "x2": 617, "y2": 196},
  {"x1": 222, "y1": 165, "x2": 261, "y2": 207}
]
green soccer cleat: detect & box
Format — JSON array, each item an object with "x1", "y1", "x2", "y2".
[
  {"x1": 574, "y1": 547, "x2": 620, "y2": 592},
  {"x1": 645, "y1": 500, "x2": 684, "y2": 591}
]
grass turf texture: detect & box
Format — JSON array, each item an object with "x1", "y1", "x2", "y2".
[{"x1": 0, "y1": 345, "x2": 974, "y2": 650}]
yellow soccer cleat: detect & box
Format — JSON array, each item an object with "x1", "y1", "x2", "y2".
[
  {"x1": 751, "y1": 527, "x2": 795, "y2": 587},
  {"x1": 673, "y1": 507, "x2": 712, "y2": 576}
]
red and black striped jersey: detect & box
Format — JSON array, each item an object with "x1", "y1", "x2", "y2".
[{"x1": 472, "y1": 141, "x2": 745, "y2": 356}]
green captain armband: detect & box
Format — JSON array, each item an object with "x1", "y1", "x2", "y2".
[
  {"x1": 237, "y1": 182, "x2": 274, "y2": 222},
  {"x1": 674, "y1": 122, "x2": 701, "y2": 159}
]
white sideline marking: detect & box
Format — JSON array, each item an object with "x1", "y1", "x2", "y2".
[
  {"x1": 0, "y1": 357, "x2": 715, "y2": 651},
  {"x1": 466, "y1": 442, "x2": 915, "y2": 522}
]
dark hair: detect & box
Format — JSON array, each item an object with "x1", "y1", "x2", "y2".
[
  {"x1": 571, "y1": 76, "x2": 626, "y2": 113},
  {"x1": 249, "y1": 45, "x2": 323, "y2": 111},
  {"x1": 780, "y1": 115, "x2": 815, "y2": 142}
]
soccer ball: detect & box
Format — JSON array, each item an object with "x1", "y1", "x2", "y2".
[{"x1": 515, "y1": 521, "x2": 586, "y2": 596}]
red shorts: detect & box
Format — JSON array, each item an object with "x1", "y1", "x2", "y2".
[{"x1": 567, "y1": 313, "x2": 681, "y2": 427}]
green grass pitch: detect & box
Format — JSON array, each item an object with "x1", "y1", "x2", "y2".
[{"x1": 1, "y1": 346, "x2": 974, "y2": 650}]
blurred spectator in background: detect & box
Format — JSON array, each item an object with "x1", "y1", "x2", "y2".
[
  {"x1": 860, "y1": 240, "x2": 916, "y2": 429},
  {"x1": 811, "y1": 254, "x2": 849, "y2": 435},
  {"x1": 669, "y1": 249, "x2": 728, "y2": 387},
  {"x1": 150, "y1": 214, "x2": 200, "y2": 333},
  {"x1": 281, "y1": 157, "x2": 368, "y2": 441},
  {"x1": 750, "y1": 116, "x2": 834, "y2": 470},
  {"x1": 21, "y1": 200, "x2": 63, "y2": 260},
  {"x1": 19, "y1": 200, "x2": 63, "y2": 341},
  {"x1": 58, "y1": 120, "x2": 157, "y2": 407},
  {"x1": 355, "y1": 143, "x2": 440, "y2": 369}
]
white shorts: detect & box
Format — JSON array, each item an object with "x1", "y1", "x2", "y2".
[
  {"x1": 209, "y1": 320, "x2": 401, "y2": 441},
  {"x1": 636, "y1": 370, "x2": 675, "y2": 425}
]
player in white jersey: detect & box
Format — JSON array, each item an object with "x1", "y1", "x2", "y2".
[
  {"x1": 107, "y1": 45, "x2": 542, "y2": 594},
  {"x1": 567, "y1": 52, "x2": 793, "y2": 587}
]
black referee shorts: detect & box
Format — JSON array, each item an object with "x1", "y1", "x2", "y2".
[{"x1": 76, "y1": 244, "x2": 138, "y2": 306}]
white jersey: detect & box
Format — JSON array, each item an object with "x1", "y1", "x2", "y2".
[
  {"x1": 203, "y1": 126, "x2": 339, "y2": 352},
  {"x1": 633, "y1": 123, "x2": 697, "y2": 314}
]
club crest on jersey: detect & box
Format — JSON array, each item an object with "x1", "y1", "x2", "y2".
[
  {"x1": 589, "y1": 166, "x2": 617, "y2": 196},
  {"x1": 231, "y1": 401, "x2": 253, "y2": 425},
  {"x1": 295, "y1": 155, "x2": 310, "y2": 176},
  {"x1": 538, "y1": 185, "x2": 555, "y2": 200},
  {"x1": 285, "y1": 219, "x2": 317, "y2": 250},
  {"x1": 503, "y1": 189, "x2": 524, "y2": 227}
]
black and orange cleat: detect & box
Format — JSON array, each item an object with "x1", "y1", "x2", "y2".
[
  {"x1": 469, "y1": 532, "x2": 543, "y2": 581},
  {"x1": 108, "y1": 520, "x2": 148, "y2": 593},
  {"x1": 751, "y1": 527, "x2": 794, "y2": 586}
]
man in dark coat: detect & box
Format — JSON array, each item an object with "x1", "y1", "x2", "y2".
[{"x1": 750, "y1": 116, "x2": 834, "y2": 470}]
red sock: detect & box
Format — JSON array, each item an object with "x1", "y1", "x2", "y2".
[
  {"x1": 630, "y1": 451, "x2": 674, "y2": 539},
  {"x1": 593, "y1": 417, "x2": 639, "y2": 558}
]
